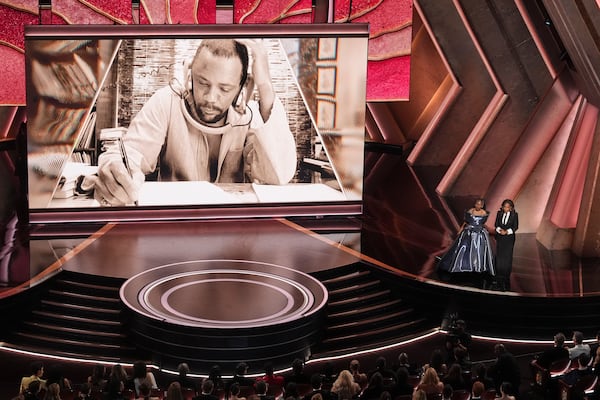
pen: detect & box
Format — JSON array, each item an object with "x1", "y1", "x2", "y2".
[{"x1": 119, "y1": 138, "x2": 139, "y2": 206}]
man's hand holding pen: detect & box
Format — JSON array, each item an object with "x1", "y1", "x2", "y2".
[{"x1": 82, "y1": 159, "x2": 143, "y2": 206}]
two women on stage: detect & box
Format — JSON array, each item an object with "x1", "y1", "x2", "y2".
[{"x1": 437, "y1": 198, "x2": 518, "y2": 291}]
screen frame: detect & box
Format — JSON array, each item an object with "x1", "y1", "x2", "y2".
[{"x1": 25, "y1": 23, "x2": 368, "y2": 224}]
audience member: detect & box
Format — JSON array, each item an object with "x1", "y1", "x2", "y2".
[
  {"x1": 330, "y1": 370, "x2": 360, "y2": 400},
  {"x1": 471, "y1": 363, "x2": 494, "y2": 390},
  {"x1": 453, "y1": 344, "x2": 472, "y2": 372},
  {"x1": 348, "y1": 360, "x2": 367, "y2": 389},
  {"x1": 22, "y1": 380, "x2": 42, "y2": 400},
  {"x1": 195, "y1": 379, "x2": 220, "y2": 400},
  {"x1": 303, "y1": 373, "x2": 335, "y2": 400},
  {"x1": 470, "y1": 381, "x2": 485, "y2": 400},
  {"x1": 488, "y1": 344, "x2": 520, "y2": 396},
  {"x1": 104, "y1": 375, "x2": 126, "y2": 400},
  {"x1": 43, "y1": 382, "x2": 61, "y2": 400},
  {"x1": 78, "y1": 383, "x2": 93, "y2": 399},
  {"x1": 415, "y1": 367, "x2": 443, "y2": 395},
  {"x1": 88, "y1": 364, "x2": 108, "y2": 392},
  {"x1": 255, "y1": 380, "x2": 275, "y2": 400},
  {"x1": 442, "y1": 363, "x2": 467, "y2": 391},
  {"x1": 208, "y1": 365, "x2": 225, "y2": 392},
  {"x1": 594, "y1": 340, "x2": 600, "y2": 376},
  {"x1": 283, "y1": 382, "x2": 300, "y2": 400},
  {"x1": 257, "y1": 362, "x2": 285, "y2": 387},
  {"x1": 109, "y1": 364, "x2": 130, "y2": 390},
  {"x1": 497, "y1": 382, "x2": 516, "y2": 400},
  {"x1": 176, "y1": 363, "x2": 198, "y2": 393},
  {"x1": 167, "y1": 382, "x2": 185, "y2": 400},
  {"x1": 422, "y1": 349, "x2": 447, "y2": 377},
  {"x1": 359, "y1": 372, "x2": 384, "y2": 400},
  {"x1": 45, "y1": 363, "x2": 72, "y2": 391},
  {"x1": 562, "y1": 353, "x2": 593, "y2": 386},
  {"x1": 231, "y1": 362, "x2": 256, "y2": 387},
  {"x1": 132, "y1": 361, "x2": 158, "y2": 397},
  {"x1": 392, "y1": 353, "x2": 419, "y2": 377},
  {"x1": 367, "y1": 357, "x2": 397, "y2": 384},
  {"x1": 391, "y1": 367, "x2": 413, "y2": 397},
  {"x1": 320, "y1": 363, "x2": 338, "y2": 388},
  {"x1": 139, "y1": 381, "x2": 160, "y2": 400},
  {"x1": 228, "y1": 383, "x2": 246, "y2": 400},
  {"x1": 411, "y1": 389, "x2": 426, "y2": 400},
  {"x1": 568, "y1": 331, "x2": 591, "y2": 360},
  {"x1": 20, "y1": 361, "x2": 46, "y2": 394},
  {"x1": 285, "y1": 359, "x2": 311, "y2": 386},
  {"x1": 378, "y1": 391, "x2": 391, "y2": 400},
  {"x1": 441, "y1": 384, "x2": 453, "y2": 400},
  {"x1": 536, "y1": 332, "x2": 569, "y2": 369}
]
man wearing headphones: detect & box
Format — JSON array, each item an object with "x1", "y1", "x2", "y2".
[{"x1": 93, "y1": 39, "x2": 297, "y2": 206}]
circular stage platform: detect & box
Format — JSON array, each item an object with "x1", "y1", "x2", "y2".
[{"x1": 120, "y1": 259, "x2": 329, "y2": 370}]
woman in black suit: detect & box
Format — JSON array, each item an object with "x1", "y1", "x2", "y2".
[{"x1": 494, "y1": 199, "x2": 518, "y2": 291}]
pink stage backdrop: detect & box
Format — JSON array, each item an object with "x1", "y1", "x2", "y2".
[{"x1": 0, "y1": 0, "x2": 411, "y2": 105}]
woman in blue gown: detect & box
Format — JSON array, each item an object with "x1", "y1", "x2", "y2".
[{"x1": 438, "y1": 198, "x2": 495, "y2": 281}]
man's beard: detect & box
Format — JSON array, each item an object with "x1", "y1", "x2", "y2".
[
  {"x1": 196, "y1": 104, "x2": 228, "y2": 124},
  {"x1": 183, "y1": 93, "x2": 228, "y2": 126}
]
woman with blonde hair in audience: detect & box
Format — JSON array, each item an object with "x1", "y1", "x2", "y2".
[
  {"x1": 411, "y1": 389, "x2": 426, "y2": 400},
  {"x1": 43, "y1": 383, "x2": 61, "y2": 400},
  {"x1": 415, "y1": 367, "x2": 443, "y2": 395},
  {"x1": 331, "y1": 370, "x2": 361, "y2": 399}
]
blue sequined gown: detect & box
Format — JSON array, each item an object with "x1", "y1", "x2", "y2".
[{"x1": 438, "y1": 211, "x2": 495, "y2": 275}]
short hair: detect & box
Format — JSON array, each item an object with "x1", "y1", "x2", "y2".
[
  {"x1": 472, "y1": 381, "x2": 485, "y2": 396},
  {"x1": 230, "y1": 383, "x2": 241, "y2": 396},
  {"x1": 30, "y1": 361, "x2": 44, "y2": 375},
  {"x1": 235, "y1": 362, "x2": 248, "y2": 375},
  {"x1": 376, "y1": 356, "x2": 386, "y2": 368},
  {"x1": 178, "y1": 363, "x2": 190, "y2": 375},
  {"x1": 193, "y1": 39, "x2": 249, "y2": 88},
  {"x1": 27, "y1": 380, "x2": 41, "y2": 394},
  {"x1": 133, "y1": 361, "x2": 148, "y2": 379},
  {"x1": 202, "y1": 379, "x2": 214, "y2": 394},
  {"x1": 573, "y1": 331, "x2": 584, "y2": 344},
  {"x1": 256, "y1": 380, "x2": 268, "y2": 395},
  {"x1": 554, "y1": 332, "x2": 566, "y2": 346},
  {"x1": 292, "y1": 358, "x2": 304, "y2": 372},
  {"x1": 500, "y1": 381, "x2": 513, "y2": 394},
  {"x1": 310, "y1": 373, "x2": 323, "y2": 389}
]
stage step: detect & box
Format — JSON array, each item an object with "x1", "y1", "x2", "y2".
[
  {"x1": 6, "y1": 270, "x2": 142, "y2": 362},
  {"x1": 311, "y1": 263, "x2": 435, "y2": 357}
]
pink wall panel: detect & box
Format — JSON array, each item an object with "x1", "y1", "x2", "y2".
[
  {"x1": 334, "y1": 0, "x2": 412, "y2": 101},
  {"x1": 233, "y1": 0, "x2": 313, "y2": 24}
]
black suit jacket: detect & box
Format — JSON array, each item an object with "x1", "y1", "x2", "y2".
[{"x1": 495, "y1": 210, "x2": 519, "y2": 234}]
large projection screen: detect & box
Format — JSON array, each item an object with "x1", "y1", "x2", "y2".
[{"x1": 25, "y1": 24, "x2": 368, "y2": 223}]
